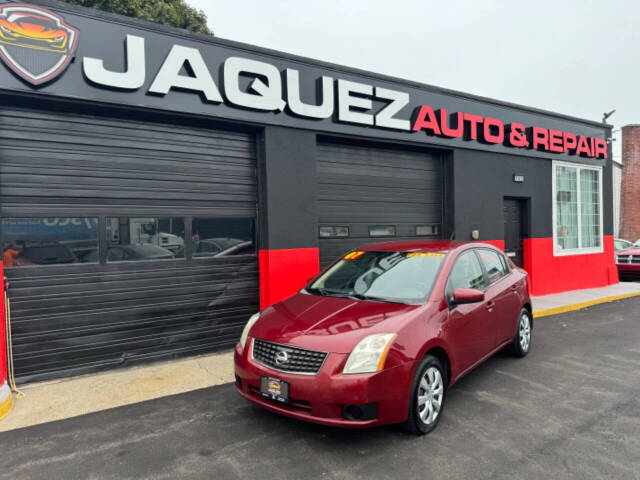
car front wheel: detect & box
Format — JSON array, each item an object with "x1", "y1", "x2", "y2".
[{"x1": 403, "y1": 354, "x2": 446, "y2": 435}]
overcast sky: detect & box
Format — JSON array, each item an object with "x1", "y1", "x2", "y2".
[{"x1": 187, "y1": 0, "x2": 639, "y2": 162}]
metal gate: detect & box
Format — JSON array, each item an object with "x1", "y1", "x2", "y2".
[
  {"x1": 317, "y1": 141, "x2": 443, "y2": 266},
  {"x1": 0, "y1": 106, "x2": 258, "y2": 382}
]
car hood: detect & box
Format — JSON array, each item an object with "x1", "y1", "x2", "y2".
[
  {"x1": 617, "y1": 247, "x2": 640, "y2": 255},
  {"x1": 250, "y1": 292, "x2": 421, "y2": 353}
]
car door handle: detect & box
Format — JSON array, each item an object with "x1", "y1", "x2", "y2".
[
  {"x1": 486, "y1": 302, "x2": 495, "y2": 311},
  {"x1": 511, "y1": 284, "x2": 518, "y2": 291}
]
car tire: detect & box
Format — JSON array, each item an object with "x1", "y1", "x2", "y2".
[
  {"x1": 403, "y1": 354, "x2": 446, "y2": 435},
  {"x1": 509, "y1": 308, "x2": 532, "y2": 358}
]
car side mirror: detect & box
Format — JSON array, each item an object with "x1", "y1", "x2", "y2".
[{"x1": 451, "y1": 288, "x2": 485, "y2": 305}]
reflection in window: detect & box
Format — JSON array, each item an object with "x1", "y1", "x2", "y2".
[
  {"x1": 448, "y1": 251, "x2": 486, "y2": 293},
  {"x1": 477, "y1": 249, "x2": 506, "y2": 284},
  {"x1": 416, "y1": 225, "x2": 440, "y2": 236},
  {"x1": 191, "y1": 218, "x2": 255, "y2": 258},
  {"x1": 369, "y1": 225, "x2": 396, "y2": 237},
  {"x1": 105, "y1": 217, "x2": 184, "y2": 262},
  {"x1": 319, "y1": 226, "x2": 349, "y2": 238},
  {"x1": 310, "y1": 251, "x2": 444, "y2": 304},
  {"x1": 1, "y1": 217, "x2": 98, "y2": 267}
]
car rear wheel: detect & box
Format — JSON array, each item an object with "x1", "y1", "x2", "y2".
[
  {"x1": 403, "y1": 354, "x2": 446, "y2": 435},
  {"x1": 510, "y1": 308, "x2": 532, "y2": 357}
]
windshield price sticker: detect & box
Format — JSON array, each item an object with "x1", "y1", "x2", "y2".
[
  {"x1": 344, "y1": 251, "x2": 365, "y2": 260},
  {"x1": 406, "y1": 252, "x2": 445, "y2": 258}
]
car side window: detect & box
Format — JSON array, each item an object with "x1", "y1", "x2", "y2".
[
  {"x1": 499, "y1": 253, "x2": 510, "y2": 273},
  {"x1": 477, "y1": 249, "x2": 507, "y2": 284},
  {"x1": 447, "y1": 251, "x2": 487, "y2": 299}
]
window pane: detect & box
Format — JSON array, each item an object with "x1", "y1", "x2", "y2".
[
  {"x1": 555, "y1": 166, "x2": 579, "y2": 250},
  {"x1": 319, "y1": 226, "x2": 349, "y2": 238},
  {"x1": 416, "y1": 225, "x2": 440, "y2": 236},
  {"x1": 192, "y1": 218, "x2": 255, "y2": 258},
  {"x1": 2, "y1": 217, "x2": 98, "y2": 267},
  {"x1": 580, "y1": 169, "x2": 601, "y2": 249},
  {"x1": 369, "y1": 225, "x2": 396, "y2": 237},
  {"x1": 477, "y1": 249, "x2": 506, "y2": 284},
  {"x1": 448, "y1": 251, "x2": 486, "y2": 293},
  {"x1": 106, "y1": 217, "x2": 184, "y2": 262}
]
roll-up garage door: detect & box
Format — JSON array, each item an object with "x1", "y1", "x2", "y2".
[
  {"x1": 0, "y1": 106, "x2": 258, "y2": 382},
  {"x1": 317, "y1": 141, "x2": 443, "y2": 266}
]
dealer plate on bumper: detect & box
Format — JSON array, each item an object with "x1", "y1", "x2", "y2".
[{"x1": 260, "y1": 376, "x2": 290, "y2": 403}]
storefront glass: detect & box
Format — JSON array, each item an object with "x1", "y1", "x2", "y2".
[{"x1": 554, "y1": 163, "x2": 602, "y2": 253}]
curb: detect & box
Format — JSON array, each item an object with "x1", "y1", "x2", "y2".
[{"x1": 533, "y1": 291, "x2": 640, "y2": 319}]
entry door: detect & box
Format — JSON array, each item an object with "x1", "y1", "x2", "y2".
[{"x1": 503, "y1": 199, "x2": 525, "y2": 267}]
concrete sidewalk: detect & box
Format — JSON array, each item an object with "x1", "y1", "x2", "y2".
[
  {"x1": 1, "y1": 281, "x2": 639, "y2": 433},
  {"x1": 532, "y1": 281, "x2": 640, "y2": 317}
]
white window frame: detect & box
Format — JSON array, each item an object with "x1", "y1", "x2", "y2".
[{"x1": 552, "y1": 161, "x2": 604, "y2": 256}]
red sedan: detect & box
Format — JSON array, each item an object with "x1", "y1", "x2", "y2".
[
  {"x1": 234, "y1": 240, "x2": 532, "y2": 434},
  {"x1": 616, "y1": 247, "x2": 640, "y2": 280}
]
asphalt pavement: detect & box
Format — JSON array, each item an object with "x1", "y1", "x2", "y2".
[{"x1": 1, "y1": 297, "x2": 639, "y2": 480}]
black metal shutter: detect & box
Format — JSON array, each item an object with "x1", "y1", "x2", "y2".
[
  {"x1": 0, "y1": 106, "x2": 258, "y2": 382},
  {"x1": 317, "y1": 141, "x2": 443, "y2": 266}
]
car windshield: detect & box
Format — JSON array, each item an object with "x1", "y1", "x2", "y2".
[{"x1": 307, "y1": 250, "x2": 446, "y2": 304}]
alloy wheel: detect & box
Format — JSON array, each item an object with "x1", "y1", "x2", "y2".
[
  {"x1": 519, "y1": 313, "x2": 531, "y2": 352},
  {"x1": 417, "y1": 367, "x2": 444, "y2": 425}
]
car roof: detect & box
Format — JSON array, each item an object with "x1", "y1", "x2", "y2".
[
  {"x1": 122, "y1": 244, "x2": 172, "y2": 253},
  {"x1": 359, "y1": 240, "x2": 482, "y2": 253}
]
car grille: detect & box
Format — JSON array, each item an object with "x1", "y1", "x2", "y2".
[
  {"x1": 252, "y1": 339, "x2": 327, "y2": 375},
  {"x1": 616, "y1": 255, "x2": 640, "y2": 264}
]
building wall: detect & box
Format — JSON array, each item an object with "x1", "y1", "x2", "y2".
[
  {"x1": 257, "y1": 127, "x2": 319, "y2": 309},
  {"x1": 258, "y1": 133, "x2": 618, "y2": 306},
  {"x1": 452, "y1": 149, "x2": 616, "y2": 296},
  {"x1": 620, "y1": 125, "x2": 640, "y2": 242}
]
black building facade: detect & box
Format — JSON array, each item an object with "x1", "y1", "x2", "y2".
[{"x1": 0, "y1": 0, "x2": 616, "y2": 383}]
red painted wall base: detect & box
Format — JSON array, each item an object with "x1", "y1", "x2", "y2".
[
  {"x1": 257, "y1": 237, "x2": 618, "y2": 308},
  {"x1": 259, "y1": 248, "x2": 320, "y2": 310},
  {"x1": 523, "y1": 235, "x2": 618, "y2": 296}
]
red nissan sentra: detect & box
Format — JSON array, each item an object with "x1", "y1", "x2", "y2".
[{"x1": 234, "y1": 240, "x2": 532, "y2": 434}]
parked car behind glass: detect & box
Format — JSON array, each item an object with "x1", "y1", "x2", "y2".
[
  {"x1": 80, "y1": 244, "x2": 175, "y2": 263},
  {"x1": 12, "y1": 242, "x2": 77, "y2": 266}
]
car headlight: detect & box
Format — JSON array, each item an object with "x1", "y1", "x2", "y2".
[
  {"x1": 342, "y1": 333, "x2": 397, "y2": 374},
  {"x1": 239, "y1": 312, "x2": 260, "y2": 349}
]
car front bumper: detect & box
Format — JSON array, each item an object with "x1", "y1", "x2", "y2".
[
  {"x1": 233, "y1": 338, "x2": 413, "y2": 428},
  {"x1": 616, "y1": 263, "x2": 640, "y2": 278}
]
